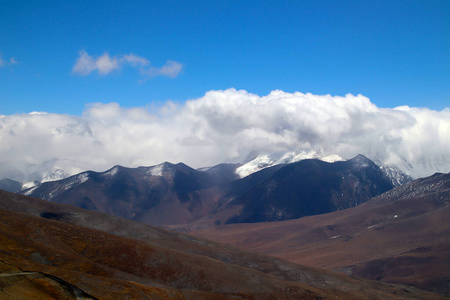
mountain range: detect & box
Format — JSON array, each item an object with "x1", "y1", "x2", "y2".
[
  {"x1": 20, "y1": 155, "x2": 395, "y2": 229},
  {"x1": 0, "y1": 149, "x2": 413, "y2": 192}
]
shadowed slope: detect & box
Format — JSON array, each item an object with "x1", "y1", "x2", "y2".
[{"x1": 222, "y1": 155, "x2": 393, "y2": 224}]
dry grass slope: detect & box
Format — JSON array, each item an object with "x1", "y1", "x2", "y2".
[
  {"x1": 0, "y1": 189, "x2": 446, "y2": 299},
  {"x1": 192, "y1": 173, "x2": 450, "y2": 296}
]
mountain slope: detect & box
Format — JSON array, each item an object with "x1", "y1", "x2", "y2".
[
  {"x1": 22, "y1": 162, "x2": 226, "y2": 226},
  {"x1": 0, "y1": 190, "x2": 442, "y2": 299},
  {"x1": 212, "y1": 154, "x2": 393, "y2": 225},
  {"x1": 0, "y1": 178, "x2": 22, "y2": 193},
  {"x1": 192, "y1": 172, "x2": 450, "y2": 295}
]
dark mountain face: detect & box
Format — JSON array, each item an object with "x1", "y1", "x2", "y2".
[
  {"x1": 0, "y1": 178, "x2": 22, "y2": 193},
  {"x1": 23, "y1": 155, "x2": 393, "y2": 228},
  {"x1": 222, "y1": 154, "x2": 393, "y2": 224},
  {"x1": 23, "y1": 162, "x2": 227, "y2": 226}
]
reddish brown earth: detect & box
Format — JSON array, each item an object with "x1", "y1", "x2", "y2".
[
  {"x1": 192, "y1": 173, "x2": 450, "y2": 296},
  {"x1": 0, "y1": 190, "x2": 444, "y2": 299}
]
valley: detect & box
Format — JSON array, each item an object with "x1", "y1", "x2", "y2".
[
  {"x1": 192, "y1": 172, "x2": 450, "y2": 295},
  {"x1": 1, "y1": 189, "x2": 445, "y2": 299}
]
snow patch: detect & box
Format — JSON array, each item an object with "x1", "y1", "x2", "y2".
[
  {"x1": 22, "y1": 181, "x2": 40, "y2": 190},
  {"x1": 23, "y1": 185, "x2": 38, "y2": 196},
  {"x1": 43, "y1": 173, "x2": 90, "y2": 200},
  {"x1": 75, "y1": 173, "x2": 89, "y2": 185},
  {"x1": 0, "y1": 159, "x2": 84, "y2": 184},
  {"x1": 379, "y1": 164, "x2": 413, "y2": 187},
  {"x1": 42, "y1": 169, "x2": 70, "y2": 183},
  {"x1": 148, "y1": 164, "x2": 164, "y2": 176},
  {"x1": 102, "y1": 166, "x2": 119, "y2": 178}
]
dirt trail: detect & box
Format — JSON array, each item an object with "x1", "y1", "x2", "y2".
[{"x1": 0, "y1": 272, "x2": 38, "y2": 277}]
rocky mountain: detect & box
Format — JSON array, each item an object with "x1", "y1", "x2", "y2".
[
  {"x1": 23, "y1": 155, "x2": 394, "y2": 229},
  {"x1": 0, "y1": 159, "x2": 84, "y2": 190},
  {"x1": 0, "y1": 178, "x2": 22, "y2": 193},
  {"x1": 193, "y1": 172, "x2": 450, "y2": 296},
  {"x1": 0, "y1": 189, "x2": 443, "y2": 299},
  {"x1": 22, "y1": 162, "x2": 234, "y2": 226},
  {"x1": 233, "y1": 148, "x2": 413, "y2": 187},
  {"x1": 377, "y1": 163, "x2": 413, "y2": 187},
  {"x1": 202, "y1": 154, "x2": 394, "y2": 226}
]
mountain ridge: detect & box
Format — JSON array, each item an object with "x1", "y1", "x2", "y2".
[
  {"x1": 0, "y1": 149, "x2": 415, "y2": 191},
  {"x1": 21, "y1": 155, "x2": 395, "y2": 229}
]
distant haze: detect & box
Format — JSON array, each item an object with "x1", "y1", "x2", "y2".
[{"x1": 1, "y1": 89, "x2": 449, "y2": 178}]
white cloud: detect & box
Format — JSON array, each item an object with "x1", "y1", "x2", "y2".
[
  {"x1": 0, "y1": 54, "x2": 18, "y2": 68},
  {"x1": 1, "y1": 89, "x2": 449, "y2": 179},
  {"x1": 72, "y1": 50, "x2": 120, "y2": 76},
  {"x1": 72, "y1": 50, "x2": 183, "y2": 79},
  {"x1": 123, "y1": 54, "x2": 149, "y2": 67},
  {"x1": 156, "y1": 60, "x2": 183, "y2": 78},
  {"x1": 140, "y1": 60, "x2": 184, "y2": 79},
  {"x1": 72, "y1": 50, "x2": 96, "y2": 75},
  {"x1": 95, "y1": 53, "x2": 120, "y2": 75}
]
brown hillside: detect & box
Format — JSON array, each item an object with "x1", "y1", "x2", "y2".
[
  {"x1": 0, "y1": 189, "x2": 444, "y2": 299},
  {"x1": 192, "y1": 173, "x2": 450, "y2": 295}
]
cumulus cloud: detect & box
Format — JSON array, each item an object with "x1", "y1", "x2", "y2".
[
  {"x1": 1, "y1": 89, "x2": 449, "y2": 178},
  {"x1": 71, "y1": 50, "x2": 182, "y2": 79}
]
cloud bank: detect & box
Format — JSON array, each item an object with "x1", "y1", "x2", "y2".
[
  {"x1": 1, "y1": 89, "x2": 449, "y2": 178},
  {"x1": 71, "y1": 50, "x2": 183, "y2": 79}
]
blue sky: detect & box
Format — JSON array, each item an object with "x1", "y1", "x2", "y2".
[{"x1": 1, "y1": 0, "x2": 449, "y2": 115}]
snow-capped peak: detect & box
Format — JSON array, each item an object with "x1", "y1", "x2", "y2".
[
  {"x1": 101, "y1": 166, "x2": 120, "y2": 178},
  {"x1": 42, "y1": 168, "x2": 71, "y2": 183},
  {"x1": 379, "y1": 164, "x2": 413, "y2": 187},
  {"x1": 235, "y1": 149, "x2": 344, "y2": 178},
  {"x1": 145, "y1": 162, "x2": 178, "y2": 178},
  {"x1": 0, "y1": 158, "x2": 85, "y2": 189}
]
